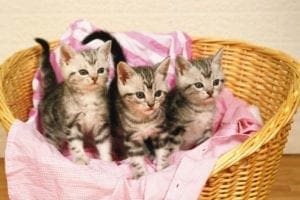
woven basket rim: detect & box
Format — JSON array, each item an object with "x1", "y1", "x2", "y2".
[{"x1": 0, "y1": 38, "x2": 300, "y2": 175}]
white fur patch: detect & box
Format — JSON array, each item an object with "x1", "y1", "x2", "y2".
[{"x1": 96, "y1": 139, "x2": 112, "y2": 161}]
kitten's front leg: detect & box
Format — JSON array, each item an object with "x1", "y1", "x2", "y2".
[
  {"x1": 153, "y1": 132, "x2": 171, "y2": 171},
  {"x1": 125, "y1": 137, "x2": 147, "y2": 179},
  {"x1": 67, "y1": 126, "x2": 89, "y2": 165},
  {"x1": 168, "y1": 126, "x2": 185, "y2": 153},
  {"x1": 155, "y1": 148, "x2": 170, "y2": 171},
  {"x1": 93, "y1": 123, "x2": 112, "y2": 161}
]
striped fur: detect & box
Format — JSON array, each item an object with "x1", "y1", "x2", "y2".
[
  {"x1": 36, "y1": 38, "x2": 113, "y2": 164},
  {"x1": 115, "y1": 58, "x2": 171, "y2": 179},
  {"x1": 82, "y1": 31, "x2": 128, "y2": 160},
  {"x1": 167, "y1": 49, "x2": 224, "y2": 152}
]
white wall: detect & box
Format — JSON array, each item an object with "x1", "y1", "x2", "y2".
[{"x1": 0, "y1": 0, "x2": 299, "y2": 157}]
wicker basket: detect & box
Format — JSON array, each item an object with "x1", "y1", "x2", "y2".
[{"x1": 0, "y1": 38, "x2": 300, "y2": 199}]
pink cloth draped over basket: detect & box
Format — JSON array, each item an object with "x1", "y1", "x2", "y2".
[{"x1": 5, "y1": 20, "x2": 263, "y2": 200}]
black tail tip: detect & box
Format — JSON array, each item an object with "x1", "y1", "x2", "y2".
[
  {"x1": 81, "y1": 31, "x2": 102, "y2": 44},
  {"x1": 82, "y1": 30, "x2": 113, "y2": 45},
  {"x1": 35, "y1": 37, "x2": 46, "y2": 43},
  {"x1": 35, "y1": 38, "x2": 50, "y2": 50}
]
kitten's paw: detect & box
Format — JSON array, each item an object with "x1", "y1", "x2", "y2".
[
  {"x1": 74, "y1": 155, "x2": 90, "y2": 165},
  {"x1": 156, "y1": 161, "x2": 169, "y2": 171},
  {"x1": 132, "y1": 171, "x2": 146, "y2": 179}
]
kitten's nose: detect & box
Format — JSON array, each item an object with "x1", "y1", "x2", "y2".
[
  {"x1": 207, "y1": 90, "x2": 213, "y2": 97},
  {"x1": 147, "y1": 102, "x2": 155, "y2": 108},
  {"x1": 92, "y1": 77, "x2": 98, "y2": 83}
]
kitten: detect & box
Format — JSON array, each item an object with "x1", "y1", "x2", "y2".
[
  {"x1": 115, "y1": 59, "x2": 171, "y2": 179},
  {"x1": 35, "y1": 38, "x2": 113, "y2": 164},
  {"x1": 167, "y1": 49, "x2": 224, "y2": 151},
  {"x1": 82, "y1": 30, "x2": 127, "y2": 160}
]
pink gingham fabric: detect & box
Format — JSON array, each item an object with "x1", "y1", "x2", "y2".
[{"x1": 5, "y1": 20, "x2": 263, "y2": 199}]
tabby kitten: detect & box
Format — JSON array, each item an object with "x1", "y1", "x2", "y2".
[
  {"x1": 36, "y1": 38, "x2": 113, "y2": 164},
  {"x1": 82, "y1": 30, "x2": 127, "y2": 160},
  {"x1": 167, "y1": 49, "x2": 224, "y2": 151},
  {"x1": 116, "y1": 59, "x2": 171, "y2": 179}
]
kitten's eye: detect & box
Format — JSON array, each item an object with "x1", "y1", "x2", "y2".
[
  {"x1": 194, "y1": 82, "x2": 204, "y2": 88},
  {"x1": 155, "y1": 90, "x2": 162, "y2": 97},
  {"x1": 97, "y1": 68, "x2": 105, "y2": 74},
  {"x1": 79, "y1": 69, "x2": 89, "y2": 75},
  {"x1": 213, "y1": 79, "x2": 220, "y2": 86},
  {"x1": 136, "y1": 92, "x2": 145, "y2": 99}
]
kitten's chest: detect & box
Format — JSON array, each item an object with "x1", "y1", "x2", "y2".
[
  {"x1": 188, "y1": 111, "x2": 214, "y2": 130},
  {"x1": 127, "y1": 115, "x2": 163, "y2": 141},
  {"x1": 137, "y1": 121, "x2": 158, "y2": 133},
  {"x1": 132, "y1": 122, "x2": 159, "y2": 141},
  {"x1": 181, "y1": 111, "x2": 214, "y2": 148},
  {"x1": 66, "y1": 93, "x2": 106, "y2": 131}
]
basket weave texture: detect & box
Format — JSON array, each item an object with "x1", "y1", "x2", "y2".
[{"x1": 0, "y1": 38, "x2": 300, "y2": 199}]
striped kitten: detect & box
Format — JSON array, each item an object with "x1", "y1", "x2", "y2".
[
  {"x1": 167, "y1": 49, "x2": 224, "y2": 151},
  {"x1": 116, "y1": 59, "x2": 171, "y2": 179},
  {"x1": 36, "y1": 38, "x2": 113, "y2": 164},
  {"x1": 82, "y1": 30, "x2": 127, "y2": 160}
]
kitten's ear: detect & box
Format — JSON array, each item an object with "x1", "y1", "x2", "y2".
[
  {"x1": 117, "y1": 62, "x2": 135, "y2": 85},
  {"x1": 99, "y1": 40, "x2": 112, "y2": 58},
  {"x1": 175, "y1": 55, "x2": 191, "y2": 76},
  {"x1": 212, "y1": 48, "x2": 224, "y2": 65},
  {"x1": 60, "y1": 44, "x2": 76, "y2": 64},
  {"x1": 155, "y1": 57, "x2": 170, "y2": 80}
]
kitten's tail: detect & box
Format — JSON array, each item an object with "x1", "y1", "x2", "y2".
[
  {"x1": 82, "y1": 30, "x2": 126, "y2": 66},
  {"x1": 35, "y1": 38, "x2": 57, "y2": 96}
]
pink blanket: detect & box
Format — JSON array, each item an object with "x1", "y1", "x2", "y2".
[{"x1": 5, "y1": 20, "x2": 263, "y2": 199}]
